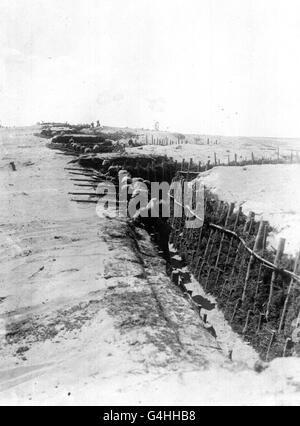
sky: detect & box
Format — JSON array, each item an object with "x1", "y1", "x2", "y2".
[{"x1": 1, "y1": 0, "x2": 300, "y2": 137}]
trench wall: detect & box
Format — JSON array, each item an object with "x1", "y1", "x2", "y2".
[{"x1": 169, "y1": 187, "x2": 300, "y2": 361}]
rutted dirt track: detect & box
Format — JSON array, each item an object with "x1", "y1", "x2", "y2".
[{"x1": 1, "y1": 127, "x2": 300, "y2": 405}]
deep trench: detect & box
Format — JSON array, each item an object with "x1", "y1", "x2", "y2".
[
  {"x1": 69, "y1": 152, "x2": 298, "y2": 363},
  {"x1": 70, "y1": 154, "x2": 263, "y2": 364}
]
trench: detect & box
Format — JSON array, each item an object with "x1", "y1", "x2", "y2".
[
  {"x1": 48, "y1": 131, "x2": 298, "y2": 364},
  {"x1": 64, "y1": 152, "x2": 262, "y2": 366}
]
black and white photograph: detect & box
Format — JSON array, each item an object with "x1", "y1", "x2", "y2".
[{"x1": 1, "y1": 0, "x2": 300, "y2": 407}]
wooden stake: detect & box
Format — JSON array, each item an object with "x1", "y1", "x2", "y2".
[
  {"x1": 215, "y1": 202, "x2": 235, "y2": 268},
  {"x1": 199, "y1": 203, "x2": 226, "y2": 279},
  {"x1": 266, "y1": 238, "x2": 286, "y2": 319},
  {"x1": 254, "y1": 224, "x2": 268, "y2": 303},
  {"x1": 228, "y1": 212, "x2": 254, "y2": 283},
  {"x1": 278, "y1": 250, "x2": 300, "y2": 332},
  {"x1": 74, "y1": 184, "x2": 98, "y2": 188},
  {"x1": 68, "y1": 171, "x2": 96, "y2": 177},
  {"x1": 241, "y1": 219, "x2": 266, "y2": 301},
  {"x1": 70, "y1": 178, "x2": 100, "y2": 182},
  {"x1": 68, "y1": 192, "x2": 103, "y2": 197},
  {"x1": 71, "y1": 199, "x2": 98, "y2": 204},
  {"x1": 224, "y1": 206, "x2": 242, "y2": 268},
  {"x1": 64, "y1": 167, "x2": 94, "y2": 172}
]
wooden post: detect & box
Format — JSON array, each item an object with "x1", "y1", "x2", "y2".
[
  {"x1": 265, "y1": 331, "x2": 276, "y2": 361},
  {"x1": 191, "y1": 219, "x2": 205, "y2": 267},
  {"x1": 247, "y1": 212, "x2": 255, "y2": 234},
  {"x1": 228, "y1": 212, "x2": 254, "y2": 283},
  {"x1": 234, "y1": 153, "x2": 237, "y2": 165},
  {"x1": 278, "y1": 250, "x2": 300, "y2": 332},
  {"x1": 241, "y1": 219, "x2": 266, "y2": 301},
  {"x1": 203, "y1": 202, "x2": 227, "y2": 267},
  {"x1": 224, "y1": 206, "x2": 243, "y2": 268},
  {"x1": 251, "y1": 152, "x2": 255, "y2": 164},
  {"x1": 197, "y1": 230, "x2": 214, "y2": 279},
  {"x1": 266, "y1": 238, "x2": 286, "y2": 319},
  {"x1": 197, "y1": 202, "x2": 224, "y2": 277},
  {"x1": 214, "y1": 152, "x2": 217, "y2": 165},
  {"x1": 254, "y1": 223, "x2": 268, "y2": 302},
  {"x1": 242, "y1": 309, "x2": 254, "y2": 335},
  {"x1": 186, "y1": 161, "x2": 191, "y2": 181},
  {"x1": 215, "y1": 202, "x2": 235, "y2": 267},
  {"x1": 181, "y1": 159, "x2": 185, "y2": 171}
]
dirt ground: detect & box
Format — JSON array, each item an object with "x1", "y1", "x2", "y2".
[{"x1": 0, "y1": 127, "x2": 300, "y2": 405}]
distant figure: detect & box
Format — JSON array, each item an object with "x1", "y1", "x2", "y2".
[
  {"x1": 96, "y1": 120, "x2": 100, "y2": 127},
  {"x1": 9, "y1": 161, "x2": 16, "y2": 172},
  {"x1": 91, "y1": 122, "x2": 95, "y2": 128}
]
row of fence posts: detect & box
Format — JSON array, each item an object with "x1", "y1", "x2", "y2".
[
  {"x1": 146, "y1": 134, "x2": 186, "y2": 146},
  {"x1": 145, "y1": 135, "x2": 219, "y2": 145},
  {"x1": 169, "y1": 178, "x2": 300, "y2": 360},
  {"x1": 176, "y1": 152, "x2": 300, "y2": 170},
  {"x1": 143, "y1": 134, "x2": 300, "y2": 168}
]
